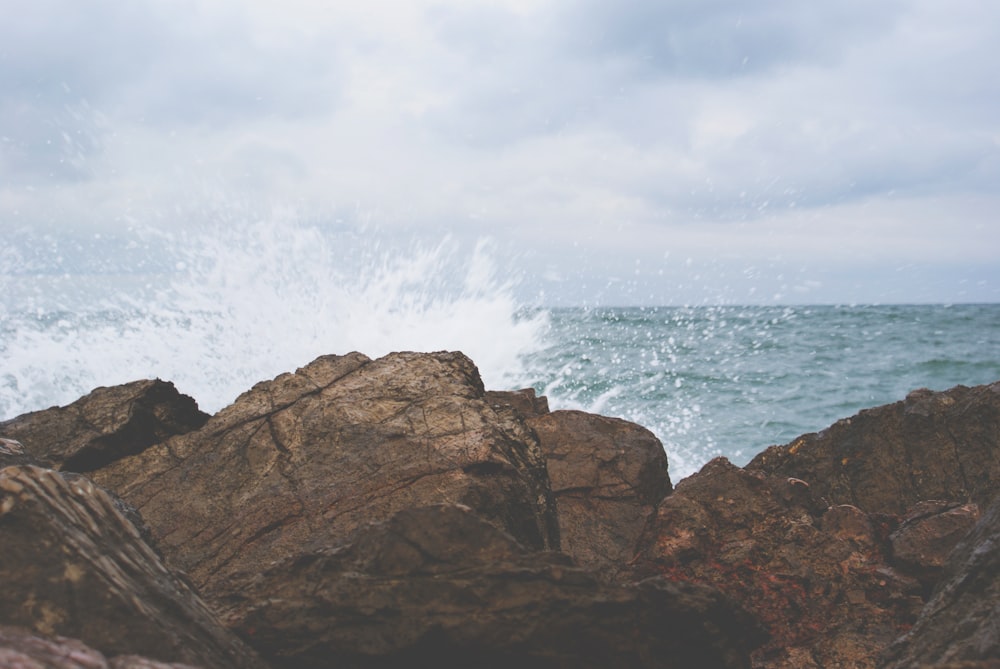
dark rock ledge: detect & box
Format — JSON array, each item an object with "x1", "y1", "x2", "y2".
[{"x1": 2, "y1": 352, "x2": 998, "y2": 668}]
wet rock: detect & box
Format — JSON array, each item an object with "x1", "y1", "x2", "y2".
[
  {"x1": 881, "y1": 496, "x2": 1000, "y2": 668},
  {"x1": 889, "y1": 501, "x2": 980, "y2": 590},
  {"x1": 89, "y1": 352, "x2": 560, "y2": 605},
  {"x1": 0, "y1": 380, "x2": 209, "y2": 472},
  {"x1": 628, "y1": 457, "x2": 924, "y2": 668},
  {"x1": 747, "y1": 382, "x2": 1000, "y2": 514},
  {"x1": 526, "y1": 409, "x2": 672, "y2": 578},
  {"x1": 219, "y1": 503, "x2": 764, "y2": 669},
  {"x1": 0, "y1": 465, "x2": 268, "y2": 669}
]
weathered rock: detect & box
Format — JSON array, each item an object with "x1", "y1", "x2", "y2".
[
  {"x1": 0, "y1": 625, "x2": 204, "y2": 668},
  {"x1": 89, "y1": 352, "x2": 559, "y2": 605},
  {"x1": 747, "y1": 382, "x2": 1000, "y2": 514},
  {"x1": 0, "y1": 436, "x2": 37, "y2": 468},
  {"x1": 628, "y1": 457, "x2": 925, "y2": 668},
  {"x1": 485, "y1": 388, "x2": 550, "y2": 419},
  {"x1": 889, "y1": 501, "x2": 980, "y2": 590},
  {"x1": 0, "y1": 379, "x2": 209, "y2": 472},
  {"x1": 881, "y1": 496, "x2": 1000, "y2": 668},
  {"x1": 526, "y1": 409, "x2": 672, "y2": 578},
  {"x1": 219, "y1": 503, "x2": 764, "y2": 669},
  {"x1": 0, "y1": 465, "x2": 268, "y2": 669}
]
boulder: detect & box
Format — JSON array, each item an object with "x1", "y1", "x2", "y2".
[
  {"x1": 889, "y1": 501, "x2": 980, "y2": 590},
  {"x1": 0, "y1": 465, "x2": 268, "y2": 669},
  {"x1": 88, "y1": 352, "x2": 560, "y2": 605},
  {"x1": 628, "y1": 457, "x2": 924, "y2": 668},
  {"x1": 218, "y1": 503, "x2": 764, "y2": 669},
  {"x1": 747, "y1": 383, "x2": 1000, "y2": 514},
  {"x1": 526, "y1": 409, "x2": 672, "y2": 579},
  {"x1": 881, "y1": 495, "x2": 1000, "y2": 668},
  {"x1": 0, "y1": 379, "x2": 209, "y2": 472}
]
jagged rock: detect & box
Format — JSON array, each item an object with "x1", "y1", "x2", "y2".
[
  {"x1": 485, "y1": 388, "x2": 550, "y2": 419},
  {"x1": 525, "y1": 409, "x2": 672, "y2": 578},
  {"x1": 0, "y1": 465, "x2": 268, "y2": 669},
  {"x1": 89, "y1": 352, "x2": 559, "y2": 606},
  {"x1": 881, "y1": 496, "x2": 1000, "y2": 668},
  {"x1": 628, "y1": 457, "x2": 925, "y2": 668},
  {"x1": 747, "y1": 383, "x2": 1000, "y2": 514},
  {"x1": 218, "y1": 503, "x2": 764, "y2": 669},
  {"x1": 0, "y1": 625, "x2": 204, "y2": 668},
  {"x1": 889, "y1": 501, "x2": 980, "y2": 590},
  {"x1": 0, "y1": 379, "x2": 209, "y2": 472}
]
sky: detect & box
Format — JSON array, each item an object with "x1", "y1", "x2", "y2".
[{"x1": 2, "y1": 0, "x2": 999, "y2": 306}]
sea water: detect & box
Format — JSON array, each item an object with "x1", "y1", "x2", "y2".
[{"x1": 3, "y1": 222, "x2": 999, "y2": 480}]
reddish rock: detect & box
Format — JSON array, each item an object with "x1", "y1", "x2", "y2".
[
  {"x1": 527, "y1": 410, "x2": 672, "y2": 578},
  {"x1": 889, "y1": 501, "x2": 980, "y2": 589},
  {"x1": 485, "y1": 388, "x2": 550, "y2": 419},
  {"x1": 0, "y1": 379, "x2": 208, "y2": 472},
  {"x1": 747, "y1": 383, "x2": 1000, "y2": 515}
]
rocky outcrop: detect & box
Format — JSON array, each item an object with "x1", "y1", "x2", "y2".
[
  {"x1": 0, "y1": 379, "x2": 209, "y2": 472},
  {"x1": 526, "y1": 410, "x2": 671, "y2": 578},
  {"x1": 881, "y1": 495, "x2": 1000, "y2": 668},
  {"x1": 87, "y1": 352, "x2": 560, "y2": 607},
  {"x1": 0, "y1": 624, "x2": 205, "y2": 669},
  {"x1": 747, "y1": 383, "x2": 1000, "y2": 514},
  {"x1": 219, "y1": 503, "x2": 763, "y2": 669},
  {"x1": 0, "y1": 464, "x2": 267, "y2": 669}
]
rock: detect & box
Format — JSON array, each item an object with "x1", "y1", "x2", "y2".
[
  {"x1": 0, "y1": 380, "x2": 209, "y2": 472},
  {"x1": 747, "y1": 382, "x2": 1000, "y2": 514},
  {"x1": 628, "y1": 457, "x2": 924, "y2": 668},
  {"x1": 0, "y1": 437, "x2": 37, "y2": 468},
  {"x1": 0, "y1": 465, "x2": 268, "y2": 669},
  {"x1": 0, "y1": 625, "x2": 204, "y2": 668},
  {"x1": 889, "y1": 501, "x2": 980, "y2": 590},
  {"x1": 219, "y1": 503, "x2": 764, "y2": 669},
  {"x1": 89, "y1": 352, "x2": 560, "y2": 605},
  {"x1": 881, "y1": 496, "x2": 1000, "y2": 668},
  {"x1": 485, "y1": 388, "x2": 550, "y2": 419},
  {"x1": 526, "y1": 409, "x2": 672, "y2": 578}
]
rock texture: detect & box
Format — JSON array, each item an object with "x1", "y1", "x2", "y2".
[
  {"x1": 0, "y1": 465, "x2": 267, "y2": 669},
  {"x1": 0, "y1": 379, "x2": 208, "y2": 472},
  {"x1": 881, "y1": 495, "x2": 1000, "y2": 668},
  {"x1": 87, "y1": 353, "x2": 559, "y2": 607},
  {"x1": 0, "y1": 624, "x2": 203, "y2": 669},
  {"x1": 219, "y1": 503, "x2": 763, "y2": 669},
  {"x1": 747, "y1": 383, "x2": 1000, "y2": 514},
  {"x1": 526, "y1": 410, "x2": 671, "y2": 578}
]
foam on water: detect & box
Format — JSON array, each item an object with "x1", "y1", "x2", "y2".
[{"x1": 0, "y1": 218, "x2": 549, "y2": 418}]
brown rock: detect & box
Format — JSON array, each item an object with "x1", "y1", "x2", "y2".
[
  {"x1": 881, "y1": 495, "x2": 1000, "y2": 668},
  {"x1": 890, "y1": 501, "x2": 980, "y2": 589},
  {"x1": 0, "y1": 465, "x2": 267, "y2": 669},
  {"x1": 219, "y1": 503, "x2": 764, "y2": 669},
  {"x1": 628, "y1": 457, "x2": 923, "y2": 669},
  {"x1": 485, "y1": 388, "x2": 550, "y2": 419},
  {"x1": 0, "y1": 625, "x2": 205, "y2": 669},
  {"x1": 89, "y1": 352, "x2": 559, "y2": 605},
  {"x1": 527, "y1": 410, "x2": 671, "y2": 578},
  {"x1": 747, "y1": 382, "x2": 1000, "y2": 514},
  {"x1": 0, "y1": 379, "x2": 209, "y2": 472}
]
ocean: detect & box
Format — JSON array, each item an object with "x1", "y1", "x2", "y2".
[{"x1": 3, "y1": 223, "x2": 999, "y2": 481}]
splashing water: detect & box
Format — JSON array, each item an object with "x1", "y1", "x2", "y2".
[{"x1": 0, "y1": 219, "x2": 549, "y2": 418}]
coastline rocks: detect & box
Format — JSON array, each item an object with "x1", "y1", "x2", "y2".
[
  {"x1": 526, "y1": 410, "x2": 672, "y2": 578},
  {"x1": 0, "y1": 464, "x2": 267, "y2": 669},
  {"x1": 0, "y1": 625, "x2": 204, "y2": 669},
  {"x1": 881, "y1": 495, "x2": 1000, "y2": 668},
  {"x1": 88, "y1": 352, "x2": 560, "y2": 603},
  {"x1": 0, "y1": 379, "x2": 209, "y2": 472},
  {"x1": 747, "y1": 383, "x2": 1000, "y2": 514},
  {"x1": 220, "y1": 503, "x2": 763, "y2": 669}
]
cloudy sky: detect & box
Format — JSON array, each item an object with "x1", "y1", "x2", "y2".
[{"x1": 2, "y1": 0, "x2": 998, "y2": 305}]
